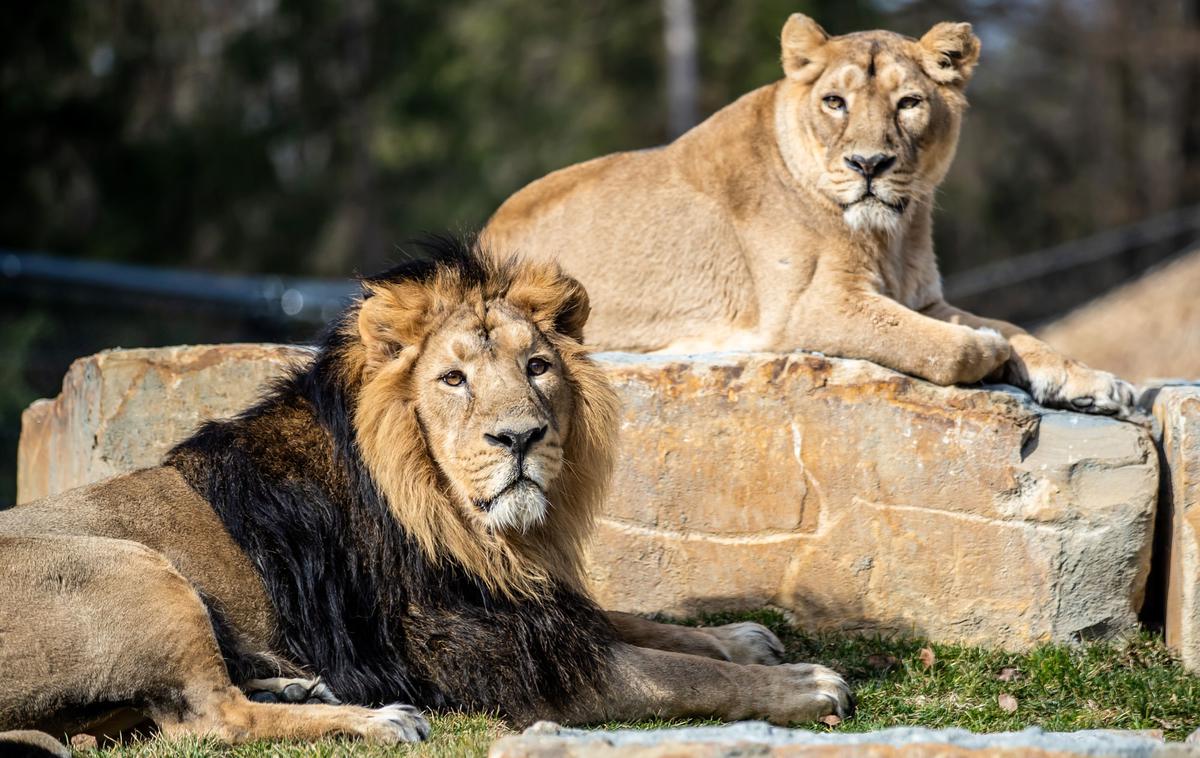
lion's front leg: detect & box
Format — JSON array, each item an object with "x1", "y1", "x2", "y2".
[
  {"x1": 921, "y1": 301, "x2": 1136, "y2": 417},
  {"x1": 606, "y1": 611, "x2": 784, "y2": 665},
  {"x1": 562, "y1": 644, "x2": 853, "y2": 726}
]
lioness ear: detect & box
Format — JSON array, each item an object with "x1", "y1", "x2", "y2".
[
  {"x1": 507, "y1": 269, "x2": 591, "y2": 342},
  {"x1": 781, "y1": 13, "x2": 829, "y2": 83},
  {"x1": 357, "y1": 282, "x2": 431, "y2": 373},
  {"x1": 918, "y1": 22, "x2": 981, "y2": 85}
]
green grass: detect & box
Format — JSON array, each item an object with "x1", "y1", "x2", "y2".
[{"x1": 79, "y1": 610, "x2": 1200, "y2": 756}]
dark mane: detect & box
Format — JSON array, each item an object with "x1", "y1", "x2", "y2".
[
  {"x1": 364, "y1": 233, "x2": 490, "y2": 289},
  {"x1": 164, "y1": 238, "x2": 613, "y2": 723}
]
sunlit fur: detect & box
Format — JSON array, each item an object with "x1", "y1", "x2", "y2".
[
  {"x1": 783, "y1": 18, "x2": 978, "y2": 238},
  {"x1": 345, "y1": 239, "x2": 619, "y2": 599}
]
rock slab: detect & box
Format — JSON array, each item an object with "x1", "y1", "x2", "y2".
[
  {"x1": 17, "y1": 344, "x2": 312, "y2": 506},
  {"x1": 488, "y1": 722, "x2": 1189, "y2": 758},
  {"x1": 17, "y1": 346, "x2": 1159, "y2": 650},
  {"x1": 1152, "y1": 384, "x2": 1200, "y2": 672}
]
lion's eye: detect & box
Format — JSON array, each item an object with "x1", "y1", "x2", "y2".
[
  {"x1": 527, "y1": 357, "x2": 551, "y2": 377},
  {"x1": 822, "y1": 95, "x2": 846, "y2": 112},
  {"x1": 440, "y1": 370, "x2": 466, "y2": 387},
  {"x1": 897, "y1": 96, "x2": 922, "y2": 110}
]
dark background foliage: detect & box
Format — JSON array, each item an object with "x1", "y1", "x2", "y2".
[{"x1": 2, "y1": 0, "x2": 1199, "y2": 502}]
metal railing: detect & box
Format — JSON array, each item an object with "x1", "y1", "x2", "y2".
[
  {"x1": 4, "y1": 202, "x2": 1199, "y2": 331},
  {"x1": 1, "y1": 250, "x2": 357, "y2": 326}
]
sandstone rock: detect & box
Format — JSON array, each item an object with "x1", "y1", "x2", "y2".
[
  {"x1": 488, "y1": 722, "x2": 1185, "y2": 758},
  {"x1": 1151, "y1": 384, "x2": 1200, "y2": 672},
  {"x1": 17, "y1": 346, "x2": 1159, "y2": 649},
  {"x1": 595, "y1": 352, "x2": 1156, "y2": 648},
  {"x1": 17, "y1": 344, "x2": 312, "y2": 504}
]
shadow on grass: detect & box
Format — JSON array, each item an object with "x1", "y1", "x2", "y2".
[{"x1": 79, "y1": 609, "x2": 1200, "y2": 756}]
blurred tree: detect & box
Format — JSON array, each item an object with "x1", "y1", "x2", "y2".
[{"x1": 0, "y1": 0, "x2": 1196, "y2": 277}]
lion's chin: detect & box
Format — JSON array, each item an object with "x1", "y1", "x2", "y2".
[
  {"x1": 842, "y1": 196, "x2": 906, "y2": 237},
  {"x1": 480, "y1": 479, "x2": 549, "y2": 533}
]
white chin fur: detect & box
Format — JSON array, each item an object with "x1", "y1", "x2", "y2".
[
  {"x1": 843, "y1": 200, "x2": 903, "y2": 237},
  {"x1": 483, "y1": 480, "x2": 548, "y2": 533}
]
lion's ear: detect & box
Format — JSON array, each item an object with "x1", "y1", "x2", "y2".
[
  {"x1": 357, "y1": 282, "x2": 432, "y2": 373},
  {"x1": 918, "y1": 22, "x2": 980, "y2": 86},
  {"x1": 507, "y1": 268, "x2": 591, "y2": 343},
  {"x1": 781, "y1": 13, "x2": 829, "y2": 83}
]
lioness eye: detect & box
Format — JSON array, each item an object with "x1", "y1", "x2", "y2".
[
  {"x1": 441, "y1": 370, "x2": 466, "y2": 387},
  {"x1": 527, "y1": 357, "x2": 551, "y2": 377},
  {"x1": 822, "y1": 95, "x2": 846, "y2": 111},
  {"x1": 898, "y1": 96, "x2": 922, "y2": 110}
]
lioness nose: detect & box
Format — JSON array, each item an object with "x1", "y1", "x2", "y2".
[
  {"x1": 844, "y1": 153, "x2": 896, "y2": 178},
  {"x1": 484, "y1": 425, "x2": 547, "y2": 457}
]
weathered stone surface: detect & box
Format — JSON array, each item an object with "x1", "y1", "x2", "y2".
[
  {"x1": 488, "y1": 722, "x2": 1186, "y2": 758},
  {"x1": 595, "y1": 352, "x2": 1156, "y2": 648},
  {"x1": 1151, "y1": 384, "x2": 1200, "y2": 672},
  {"x1": 17, "y1": 346, "x2": 1158, "y2": 649},
  {"x1": 17, "y1": 344, "x2": 312, "y2": 504}
]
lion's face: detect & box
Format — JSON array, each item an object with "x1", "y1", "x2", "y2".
[
  {"x1": 779, "y1": 15, "x2": 980, "y2": 235},
  {"x1": 351, "y1": 250, "x2": 616, "y2": 569},
  {"x1": 411, "y1": 300, "x2": 573, "y2": 533}
]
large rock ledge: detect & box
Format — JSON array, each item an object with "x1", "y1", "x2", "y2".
[{"x1": 17, "y1": 345, "x2": 1159, "y2": 650}]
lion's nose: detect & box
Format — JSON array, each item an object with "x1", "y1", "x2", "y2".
[
  {"x1": 844, "y1": 153, "x2": 896, "y2": 178},
  {"x1": 484, "y1": 425, "x2": 547, "y2": 457}
]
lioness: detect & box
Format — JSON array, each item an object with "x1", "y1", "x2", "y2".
[
  {"x1": 483, "y1": 14, "x2": 1135, "y2": 416},
  {"x1": 0, "y1": 238, "x2": 851, "y2": 752}
]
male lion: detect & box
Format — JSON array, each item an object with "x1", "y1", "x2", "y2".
[
  {"x1": 483, "y1": 14, "x2": 1135, "y2": 416},
  {"x1": 0, "y1": 238, "x2": 851, "y2": 752}
]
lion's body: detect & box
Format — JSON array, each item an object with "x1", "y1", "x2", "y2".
[
  {"x1": 0, "y1": 238, "x2": 850, "y2": 750},
  {"x1": 484, "y1": 16, "x2": 1135, "y2": 416}
]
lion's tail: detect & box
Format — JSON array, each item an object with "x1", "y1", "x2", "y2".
[{"x1": 0, "y1": 729, "x2": 70, "y2": 758}]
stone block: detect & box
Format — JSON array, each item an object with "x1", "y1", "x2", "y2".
[
  {"x1": 17, "y1": 344, "x2": 312, "y2": 504},
  {"x1": 488, "y1": 722, "x2": 1184, "y2": 758},
  {"x1": 17, "y1": 346, "x2": 1159, "y2": 649},
  {"x1": 1151, "y1": 384, "x2": 1200, "y2": 672}
]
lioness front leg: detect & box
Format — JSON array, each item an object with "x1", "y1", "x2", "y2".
[
  {"x1": 563, "y1": 644, "x2": 852, "y2": 725},
  {"x1": 800, "y1": 292, "x2": 1011, "y2": 386},
  {"x1": 920, "y1": 301, "x2": 1136, "y2": 416},
  {"x1": 606, "y1": 611, "x2": 784, "y2": 665}
]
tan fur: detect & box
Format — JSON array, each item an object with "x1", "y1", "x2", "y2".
[
  {"x1": 351, "y1": 257, "x2": 617, "y2": 598},
  {"x1": 0, "y1": 495, "x2": 428, "y2": 745},
  {"x1": 483, "y1": 13, "x2": 1135, "y2": 416},
  {"x1": 0, "y1": 254, "x2": 853, "y2": 745}
]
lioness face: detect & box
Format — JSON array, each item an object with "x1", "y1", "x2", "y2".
[
  {"x1": 413, "y1": 302, "x2": 572, "y2": 533},
  {"x1": 780, "y1": 15, "x2": 980, "y2": 235}
]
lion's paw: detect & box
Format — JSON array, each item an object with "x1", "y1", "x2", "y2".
[
  {"x1": 355, "y1": 703, "x2": 431, "y2": 744},
  {"x1": 1031, "y1": 365, "x2": 1136, "y2": 418},
  {"x1": 705, "y1": 622, "x2": 785, "y2": 665},
  {"x1": 243, "y1": 676, "x2": 340, "y2": 705},
  {"x1": 770, "y1": 663, "x2": 855, "y2": 724}
]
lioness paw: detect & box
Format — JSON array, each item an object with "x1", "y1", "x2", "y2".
[
  {"x1": 938, "y1": 325, "x2": 1011, "y2": 385},
  {"x1": 705, "y1": 622, "x2": 785, "y2": 665},
  {"x1": 1030, "y1": 365, "x2": 1136, "y2": 418},
  {"x1": 773, "y1": 663, "x2": 855, "y2": 724}
]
